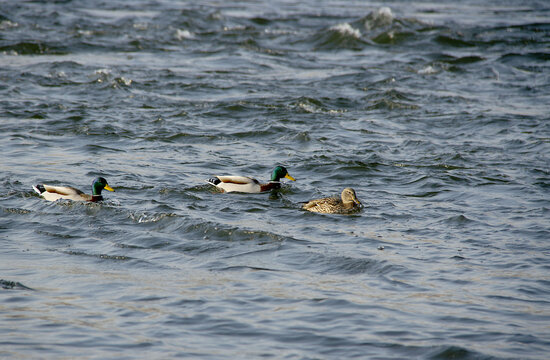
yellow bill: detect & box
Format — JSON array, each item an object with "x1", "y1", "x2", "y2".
[{"x1": 104, "y1": 184, "x2": 115, "y2": 192}]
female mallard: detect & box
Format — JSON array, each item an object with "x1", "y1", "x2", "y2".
[
  {"x1": 207, "y1": 166, "x2": 296, "y2": 193},
  {"x1": 302, "y1": 187, "x2": 361, "y2": 214},
  {"x1": 32, "y1": 177, "x2": 114, "y2": 202}
]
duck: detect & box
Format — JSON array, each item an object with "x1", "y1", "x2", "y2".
[
  {"x1": 32, "y1": 177, "x2": 114, "y2": 202},
  {"x1": 207, "y1": 165, "x2": 296, "y2": 193},
  {"x1": 302, "y1": 187, "x2": 361, "y2": 214}
]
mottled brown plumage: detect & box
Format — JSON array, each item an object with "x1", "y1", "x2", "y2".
[{"x1": 302, "y1": 188, "x2": 361, "y2": 214}]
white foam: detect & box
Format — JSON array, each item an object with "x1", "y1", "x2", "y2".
[
  {"x1": 175, "y1": 29, "x2": 195, "y2": 40},
  {"x1": 78, "y1": 29, "x2": 93, "y2": 36},
  {"x1": 0, "y1": 20, "x2": 18, "y2": 30},
  {"x1": 133, "y1": 22, "x2": 148, "y2": 31},
  {"x1": 118, "y1": 77, "x2": 132, "y2": 86},
  {"x1": 365, "y1": 6, "x2": 394, "y2": 30},
  {"x1": 95, "y1": 68, "x2": 111, "y2": 75},
  {"x1": 49, "y1": 71, "x2": 67, "y2": 78},
  {"x1": 376, "y1": 7, "x2": 394, "y2": 20},
  {"x1": 418, "y1": 66, "x2": 438, "y2": 75},
  {"x1": 298, "y1": 102, "x2": 316, "y2": 113},
  {"x1": 330, "y1": 23, "x2": 361, "y2": 39}
]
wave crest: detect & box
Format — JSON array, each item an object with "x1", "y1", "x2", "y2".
[
  {"x1": 362, "y1": 7, "x2": 394, "y2": 31},
  {"x1": 329, "y1": 23, "x2": 361, "y2": 39}
]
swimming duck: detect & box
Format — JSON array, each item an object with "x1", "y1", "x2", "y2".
[
  {"x1": 302, "y1": 187, "x2": 361, "y2": 214},
  {"x1": 207, "y1": 166, "x2": 296, "y2": 193},
  {"x1": 32, "y1": 177, "x2": 114, "y2": 202}
]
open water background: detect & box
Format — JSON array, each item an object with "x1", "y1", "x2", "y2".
[{"x1": 1, "y1": 0, "x2": 549, "y2": 359}]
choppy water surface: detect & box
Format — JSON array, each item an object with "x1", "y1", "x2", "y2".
[{"x1": 1, "y1": 0, "x2": 549, "y2": 358}]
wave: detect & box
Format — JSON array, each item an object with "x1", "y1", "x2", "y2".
[
  {"x1": 360, "y1": 7, "x2": 395, "y2": 32},
  {"x1": 282, "y1": 250, "x2": 407, "y2": 277},
  {"x1": 0, "y1": 41, "x2": 67, "y2": 55},
  {"x1": 309, "y1": 6, "x2": 440, "y2": 50},
  {"x1": 129, "y1": 211, "x2": 177, "y2": 224},
  {"x1": 58, "y1": 249, "x2": 134, "y2": 261},
  {"x1": 0, "y1": 279, "x2": 34, "y2": 290},
  {"x1": 312, "y1": 25, "x2": 368, "y2": 50},
  {"x1": 291, "y1": 96, "x2": 347, "y2": 114},
  {"x1": 329, "y1": 23, "x2": 362, "y2": 39},
  {"x1": 310, "y1": 7, "x2": 395, "y2": 50}
]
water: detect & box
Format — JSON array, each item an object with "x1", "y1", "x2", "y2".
[{"x1": 1, "y1": 0, "x2": 549, "y2": 358}]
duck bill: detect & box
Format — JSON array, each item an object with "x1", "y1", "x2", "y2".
[
  {"x1": 285, "y1": 174, "x2": 296, "y2": 181},
  {"x1": 104, "y1": 184, "x2": 115, "y2": 192}
]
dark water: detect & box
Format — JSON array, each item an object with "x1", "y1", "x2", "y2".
[{"x1": 1, "y1": 0, "x2": 549, "y2": 358}]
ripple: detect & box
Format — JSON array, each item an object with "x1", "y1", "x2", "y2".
[
  {"x1": 435, "y1": 34, "x2": 475, "y2": 48},
  {"x1": 56, "y1": 249, "x2": 134, "y2": 262},
  {"x1": 129, "y1": 211, "x2": 177, "y2": 224},
  {"x1": 282, "y1": 250, "x2": 405, "y2": 277}
]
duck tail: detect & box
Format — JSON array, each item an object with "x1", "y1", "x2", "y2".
[
  {"x1": 33, "y1": 184, "x2": 46, "y2": 195},
  {"x1": 206, "y1": 177, "x2": 221, "y2": 186}
]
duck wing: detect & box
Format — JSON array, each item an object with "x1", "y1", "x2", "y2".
[
  {"x1": 34, "y1": 184, "x2": 91, "y2": 201},
  {"x1": 302, "y1": 197, "x2": 341, "y2": 212},
  {"x1": 215, "y1": 176, "x2": 259, "y2": 185},
  {"x1": 42, "y1": 185, "x2": 85, "y2": 196}
]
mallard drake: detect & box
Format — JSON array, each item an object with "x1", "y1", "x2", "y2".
[
  {"x1": 302, "y1": 187, "x2": 361, "y2": 214},
  {"x1": 32, "y1": 177, "x2": 114, "y2": 202},
  {"x1": 207, "y1": 165, "x2": 296, "y2": 193}
]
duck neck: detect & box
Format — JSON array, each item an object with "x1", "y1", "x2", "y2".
[
  {"x1": 90, "y1": 195, "x2": 104, "y2": 202},
  {"x1": 342, "y1": 200, "x2": 355, "y2": 209}
]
